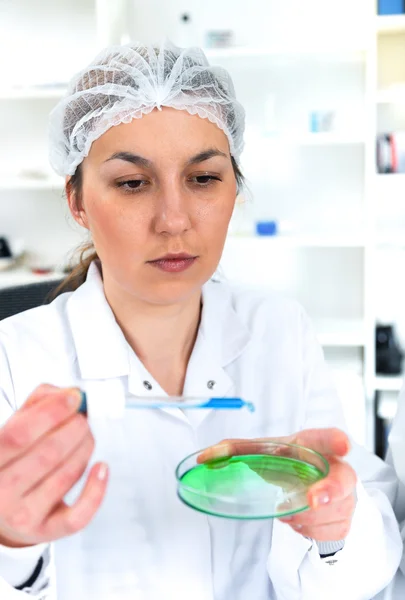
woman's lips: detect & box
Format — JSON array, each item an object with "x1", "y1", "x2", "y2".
[{"x1": 148, "y1": 255, "x2": 198, "y2": 273}]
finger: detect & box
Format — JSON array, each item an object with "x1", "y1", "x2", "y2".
[
  {"x1": 22, "y1": 434, "x2": 95, "y2": 527},
  {"x1": 41, "y1": 463, "x2": 108, "y2": 540},
  {"x1": 290, "y1": 428, "x2": 350, "y2": 458},
  {"x1": 279, "y1": 491, "x2": 356, "y2": 528},
  {"x1": 287, "y1": 518, "x2": 353, "y2": 542},
  {"x1": 0, "y1": 415, "x2": 90, "y2": 499},
  {"x1": 197, "y1": 429, "x2": 350, "y2": 465},
  {"x1": 307, "y1": 457, "x2": 357, "y2": 509},
  {"x1": 197, "y1": 438, "x2": 275, "y2": 463},
  {"x1": 21, "y1": 384, "x2": 61, "y2": 410},
  {"x1": 0, "y1": 389, "x2": 84, "y2": 467}
]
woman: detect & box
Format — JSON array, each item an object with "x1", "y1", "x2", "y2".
[{"x1": 0, "y1": 41, "x2": 401, "y2": 600}]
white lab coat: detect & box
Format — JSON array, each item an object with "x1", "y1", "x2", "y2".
[{"x1": 0, "y1": 262, "x2": 401, "y2": 600}]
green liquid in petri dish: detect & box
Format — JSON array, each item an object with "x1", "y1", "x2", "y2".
[{"x1": 179, "y1": 454, "x2": 325, "y2": 519}]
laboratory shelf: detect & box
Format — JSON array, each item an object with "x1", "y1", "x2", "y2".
[
  {"x1": 314, "y1": 318, "x2": 365, "y2": 347},
  {"x1": 226, "y1": 234, "x2": 366, "y2": 248},
  {"x1": 377, "y1": 88, "x2": 405, "y2": 103},
  {"x1": 377, "y1": 14, "x2": 405, "y2": 35},
  {"x1": 374, "y1": 375, "x2": 403, "y2": 392}
]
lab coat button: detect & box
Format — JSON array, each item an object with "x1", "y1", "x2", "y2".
[
  {"x1": 207, "y1": 380, "x2": 216, "y2": 390},
  {"x1": 143, "y1": 380, "x2": 152, "y2": 390}
]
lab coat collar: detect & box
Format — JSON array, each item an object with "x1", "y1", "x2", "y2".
[
  {"x1": 179, "y1": 280, "x2": 251, "y2": 427},
  {"x1": 66, "y1": 263, "x2": 251, "y2": 394},
  {"x1": 66, "y1": 262, "x2": 130, "y2": 380}
]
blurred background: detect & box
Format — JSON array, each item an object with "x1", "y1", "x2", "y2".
[{"x1": 0, "y1": 0, "x2": 405, "y2": 457}]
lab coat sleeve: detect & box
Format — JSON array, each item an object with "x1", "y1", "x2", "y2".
[
  {"x1": 0, "y1": 333, "x2": 55, "y2": 598},
  {"x1": 267, "y1": 307, "x2": 402, "y2": 600},
  {"x1": 384, "y1": 381, "x2": 405, "y2": 595}
]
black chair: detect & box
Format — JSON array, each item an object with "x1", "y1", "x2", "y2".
[{"x1": 0, "y1": 279, "x2": 64, "y2": 321}]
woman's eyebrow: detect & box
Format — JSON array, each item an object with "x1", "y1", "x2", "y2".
[
  {"x1": 104, "y1": 148, "x2": 228, "y2": 168},
  {"x1": 104, "y1": 151, "x2": 152, "y2": 168},
  {"x1": 186, "y1": 149, "x2": 228, "y2": 165}
]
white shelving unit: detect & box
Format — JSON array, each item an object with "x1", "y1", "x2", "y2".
[
  {"x1": 3, "y1": 0, "x2": 405, "y2": 452},
  {"x1": 373, "y1": 12, "x2": 405, "y2": 442}
]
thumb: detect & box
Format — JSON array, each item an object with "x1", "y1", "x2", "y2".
[{"x1": 21, "y1": 384, "x2": 65, "y2": 410}]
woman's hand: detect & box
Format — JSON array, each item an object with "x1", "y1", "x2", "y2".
[
  {"x1": 199, "y1": 428, "x2": 357, "y2": 542},
  {"x1": 0, "y1": 384, "x2": 108, "y2": 548}
]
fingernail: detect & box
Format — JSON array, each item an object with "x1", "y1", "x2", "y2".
[
  {"x1": 211, "y1": 443, "x2": 231, "y2": 459},
  {"x1": 66, "y1": 389, "x2": 83, "y2": 409},
  {"x1": 77, "y1": 391, "x2": 87, "y2": 416},
  {"x1": 97, "y1": 463, "x2": 108, "y2": 481}
]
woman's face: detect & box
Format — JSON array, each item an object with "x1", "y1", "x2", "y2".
[{"x1": 69, "y1": 108, "x2": 237, "y2": 305}]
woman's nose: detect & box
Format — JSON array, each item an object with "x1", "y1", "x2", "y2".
[{"x1": 153, "y1": 187, "x2": 192, "y2": 236}]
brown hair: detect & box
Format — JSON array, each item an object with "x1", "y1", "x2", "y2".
[{"x1": 54, "y1": 156, "x2": 245, "y2": 297}]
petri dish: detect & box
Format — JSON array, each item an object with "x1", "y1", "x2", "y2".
[{"x1": 176, "y1": 441, "x2": 329, "y2": 519}]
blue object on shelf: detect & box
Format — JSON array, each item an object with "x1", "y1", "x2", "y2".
[
  {"x1": 256, "y1": 221, "x2": 278, "y2": 236},
  {"x1": 378, "y1": 0, "x2": 404, "y2": 15}
]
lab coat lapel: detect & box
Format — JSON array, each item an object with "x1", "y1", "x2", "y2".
[
  {"x1": 66, "y1": 262, "x2": 130, "y2": 380},
  {"x1": 182, "y1": 280, "x2": 251, "y2": 428}
]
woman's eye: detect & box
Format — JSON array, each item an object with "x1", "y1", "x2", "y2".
[
  {"x1": 116, "y1": 179, "x2": 148, "y2": 191},
  {"x1": 192, "y1": 175, "x2": 221, "y2": 186}
]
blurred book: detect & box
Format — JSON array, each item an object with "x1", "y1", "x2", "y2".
[{"x1": 377, "y1": 132, "x2": 405, "y2": 173}]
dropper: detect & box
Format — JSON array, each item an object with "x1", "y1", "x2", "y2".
[{"x1": 78, "y1": 394, "x2": 255, "y2": 415}]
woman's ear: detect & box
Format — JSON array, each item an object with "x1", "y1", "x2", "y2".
[{"x1": 66, "y1": 175, "x2": 89, "y2": 229}]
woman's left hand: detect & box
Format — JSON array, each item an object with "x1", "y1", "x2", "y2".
[{"x1": 199, "y1": 428, "x2": 357, "y2": 542}]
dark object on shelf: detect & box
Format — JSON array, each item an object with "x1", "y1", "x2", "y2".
[
  {"x1": 376, "y1": 132, "x2": 405, "y2": 173},
  {"x1": 0, "y1": 237, "x2": 12, "y2": 258},
  {"x1": 378, "y1": 0, "x2": 405, "y2": 15},
  {"x1": 376, "y1": 324, "x2": 404, "y2": 375},
  {"x1": 374, "y1": 392, "x2": 393, "y2": 459}
]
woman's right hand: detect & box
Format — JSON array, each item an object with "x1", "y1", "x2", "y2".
[{"x1": 0, "y1": 384, "x2": 108, "y2": 548}]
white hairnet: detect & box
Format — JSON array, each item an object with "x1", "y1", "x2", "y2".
[{"x1": 48, "y1": 40, "x2": 245, "y2": 176}]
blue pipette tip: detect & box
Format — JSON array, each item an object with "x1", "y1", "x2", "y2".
[{"x1": 204, "y1": 398, "x2": 255, "y2": 412}]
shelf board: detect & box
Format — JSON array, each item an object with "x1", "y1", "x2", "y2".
[
  {"x1": 297, "y1": 133, "x2": 364, "y2": 146},
  {"x1": 0, "y1": 268, "x2": 65, "y2": 290},
  {"x1": 376, "y1": 173, "x2": 405, "y2": 181},
  {"x1": 377, "y1": 14, "x2": 405, "y2": 35},
  {"x1": 377, "y1": 234, "x2": 405, "y2": 247},
  {"x1": 0, "y1": 177, "x2": 64, "y2": 191},
  {"x1": 266, "y1": 132, "x2": 365, "y2": 146},
  {"x1": 0, "y1": 87, "x2": 66, "y2": 100},
  {"x1": 377, "y1": 396, "x2": 399, "y2": 421},
  {"x1": 377, "y1": 88, "x2": 405, "y2": 103},
  {"x1": 204, "y1": 46, "x2": 366, "y2": 61},
  {"x1": 226, "y1": 234, "x2": 366, "y2": 248},
  {"x1": 314, "y1": 318, "x2": 365, "y2": 347},
  {"x1": 374, "y1": 375, "x2": 403, "y2": 392}
]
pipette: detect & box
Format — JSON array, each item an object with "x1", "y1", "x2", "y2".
[{"x1": 78, "y1": 394, "x2": 255, "y2": 415}]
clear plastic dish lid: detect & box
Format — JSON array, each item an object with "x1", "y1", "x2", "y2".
[{"x1": 176, "y1": 440, "x2": 329, "y2": 520}]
